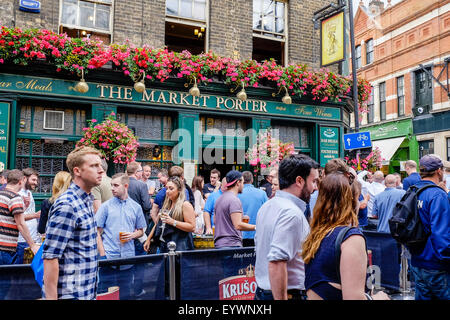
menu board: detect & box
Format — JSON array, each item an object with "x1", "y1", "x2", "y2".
[
  {"x1": 319, "y1": 126, "x2": 340, "y2": 166},
  {"x1": 0, "y1": 102, "x2": 9, "y2": 170}
]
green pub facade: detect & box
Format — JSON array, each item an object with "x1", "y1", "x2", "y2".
[{"x1": 0, "y1": 65, "x2": 352, "y2": 202}]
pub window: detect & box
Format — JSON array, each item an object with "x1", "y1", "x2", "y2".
[
  {"x1": 16, "y1": 103, "x2": 88, "y2": 195},
  {"x1": 397, "y1": 76, "x2": 405, "y2": 117},
  {"x1": 355, "y1": 45, "x2": 361, "y2": 69},
  {"x1": 367, "y1": 85, "x2": 374, "y2": 123},
  {"x1": 366, "y1": 39, "x2": 374, "y2": 65},
  {"x1": 115, "y1": 111, "x2": 176, "y2": 179},
  {"x1": 60, "y1": 0, "x2": 113, "y2": 44},
  {"x1": 379, "y1": 82, "x2": 386, "y2": 121},
  {"x1": 447, "y1": 138, "x2": 450, "y2": 161},
  {"x1": 252, "y1": 0, "x2": 287, "y2": 65},
  {"x1": 165, "y1": 0, "x2": 207, "y2": 55},
  {"x1": 419, "y1": 140, "x2": 434, "y2": 159},
  {"x1": 271, "y1": 124, "x2": 311, "y2": 155},
  {"x1": 200, "y1": 116, "x2": 248, "y2": 137}
]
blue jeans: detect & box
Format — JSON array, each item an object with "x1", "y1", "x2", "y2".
[
  {"x1": 13, "y1": 242, "x2": 28, "y2": 264},
  {"x1": 410, "y1": 265, "x2": 449, "y2": 300},
  {"x1": 0, "y1": 250, "x2": 16, "y2": 265}
]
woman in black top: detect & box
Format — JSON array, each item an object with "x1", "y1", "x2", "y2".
[{"x1": 146, "y1": 176, "x2": 196, "y2": 253}]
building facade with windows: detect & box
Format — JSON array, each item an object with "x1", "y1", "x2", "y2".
[
  {"x1": 352, "y1": 0, "x2": 450, "y2": 174},
  {"x1": 0, "y1": 0, "x2": 354, "y2": 205}
]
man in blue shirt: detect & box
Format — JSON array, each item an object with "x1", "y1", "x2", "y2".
[
  {"x1": 403, "y1": 160, "x2": 421, "y2": 191},
  {"x1": 96, "y1": 173, "x2": 146, "y2": 300},
  {"x1": 238, "y1": 171, "x2": 268, "y2": 246},
  {"x1": 372, "y1": 174, "x2": 406, "y2": 233},
  {"x1": 410, "y1": 155, "x2": 450, "y2": 300},
  {"x1": 203, "y1": 178, "x2": 227, "y2": 235}
]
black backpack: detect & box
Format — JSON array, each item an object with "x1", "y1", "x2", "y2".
[{"x1": 388, "y1": 184, "x2": 437, "y2": 254}]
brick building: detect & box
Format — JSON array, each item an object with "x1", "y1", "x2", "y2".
[
  {"x1": 0, "y1": 0, "x2": 334, "y2": 67},
  {"x1": 352, "y1": 0, "x2": 450, "y2": 173},
  {"x1": 0, "y1": 0, "x2": 353, "y2": 203}
]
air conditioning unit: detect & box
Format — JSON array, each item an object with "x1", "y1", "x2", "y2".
[
  {"x1": 43, "y1": 110, "x2": 64, "y2": 130},
  {"x1": 412, "y1": 105, "x2": 430, "y2": 117}
]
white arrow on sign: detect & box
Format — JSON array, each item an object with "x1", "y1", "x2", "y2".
[{"x1": 347, "y1": 138, "x2": 351, "y2": 146}]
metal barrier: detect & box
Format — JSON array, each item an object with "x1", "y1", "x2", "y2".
[{"x1": 0, "y1": 232, "x2": 411, "y2": 300}]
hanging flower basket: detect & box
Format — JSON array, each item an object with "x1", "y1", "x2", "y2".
[
  {"x1": 246, "y1": 128, "x2": 295, "y2": 175},
  {"x1": 76, "y1": 112, "x2": 139, "y2": 164}
]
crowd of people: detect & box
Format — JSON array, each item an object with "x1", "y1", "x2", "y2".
[{"x1": 0, "y1": 146, "x2": 448, "y2": 300}]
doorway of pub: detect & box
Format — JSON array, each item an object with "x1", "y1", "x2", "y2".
[{"x1": 198, "y1": 148, "x2": 247, "y2": 184}]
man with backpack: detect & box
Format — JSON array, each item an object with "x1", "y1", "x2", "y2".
[{"x1": 404, "y1": 154, "x2": 449, "y2": 300}]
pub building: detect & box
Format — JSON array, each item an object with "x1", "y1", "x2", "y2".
[{"x1": 0, "y1": 60, "x2": 352, "y2": 205}]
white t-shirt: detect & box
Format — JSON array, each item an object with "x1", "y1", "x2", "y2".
[{"x1": 18, "y1": 189, "x2": 40, "y2": 243}]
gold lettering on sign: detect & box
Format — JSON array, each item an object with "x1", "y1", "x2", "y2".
[
  {"x1": 142, "y1": 89, "x2": 156, "y2": 102},
  {"x1": 0, "y1": 81, "x2": 12, "y2": 88},
  {"x1": 109, "y1": 86, "x2": 122, "y2": 99},
  {"x1": 123, "y1": 87, "x2": 133, "y2": 100},
  {"x1": 16, "y1": 79, "x2": 53, "y2": 92},
  {"x1": 97, "y1": 84, "x2": 108, "y2": 98},
  {"x1": 314, "y1": 107, "x2": 332, "y2": 118},
  {"x1": 169, "y1": 91, "x2": 179, "y2": 104},
  {"x1": 156, "y1": 91, "x2": 167, "y2": 104},
  {"x1": 295, "y1": 106, "x2": 312, "y2": 116}
]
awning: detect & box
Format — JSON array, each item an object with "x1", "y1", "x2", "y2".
[{"x1": 372, "y1": 137, "x2": 405, "y2": 164}]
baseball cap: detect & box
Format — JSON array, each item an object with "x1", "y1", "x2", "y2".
[
  {"x1": 443, "y1": 160, "x2": 450, "y2": 170},
  {"x1": 419, "y1": 154, "x2": 443, "y2": 172},
  {"x1": 225, "y1": 170, "x2": 243, "y2": 188}
]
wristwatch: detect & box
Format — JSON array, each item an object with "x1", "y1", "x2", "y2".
[{"x1": 173, "y1": 220, "x2": 177, "y2": 228}]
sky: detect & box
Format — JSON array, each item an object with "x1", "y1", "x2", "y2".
[{"x1": 352, "y1": 0, "x2": 403, "y2": 16}]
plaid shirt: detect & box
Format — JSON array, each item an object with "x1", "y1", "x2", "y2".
[{"x1": 42, "y1": 183, "x2": 98, "y2": 300}]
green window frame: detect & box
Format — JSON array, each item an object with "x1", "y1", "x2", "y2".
[
  {"x1": 15, "y1": 103, "x2": 88, "y2": 196},
  {"x1": 115, "y1": 110, "x2": 177, "y2": 179}
]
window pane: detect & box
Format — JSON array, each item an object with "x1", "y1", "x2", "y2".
[
  {"x1": 166, "y1": 0, "x2": 178, "y2": 15},
  {"x1": 253, "y1": 13, "x2": 262, "y2": 29},
  {"x1": 275, "y1": 2, "x2": 284, "y2": 17},
  {"x1": 253, "y1": 0, "x2": 262, "y2": 13},
  {"x1": 193, "y1": 0, "x2": 206, "y2": 20},
  {"x1": 180, "y1": 0, "x2": 193, "y2": 19},
  {"x1": 79, "y1": 1, "x2": 95, "y2": 28},
  {"x1": 263, "y1": 15, "x2": 274, "y2": 32},
  {"x1": 275, "y1": 17, "x2": 284, "y2": 33},
  {"x1": 263, "y1": 0, "x2": 274, "y2": 16},
  {"x1": 95, "y1": 5, "x2": 110, "y2": 30},
  {"x1": 61, "y1": 0, "x2": 78, "y2": 25}
]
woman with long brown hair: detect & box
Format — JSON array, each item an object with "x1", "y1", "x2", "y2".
[
  {"x1": 145, "y1": 176, "x2": 196, "y2": 253},
  {"x1": 302, "y1": 172, "x2": 389, "y2": 300}
]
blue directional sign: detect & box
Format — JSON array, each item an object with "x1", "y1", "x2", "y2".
[{"x1": 343, "y1": 131, "x2": 372, "y2": 150}]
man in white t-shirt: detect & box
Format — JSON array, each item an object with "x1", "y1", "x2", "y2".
[
  {"x1": 16, "y1": 168, "x2": 41, "y2": 264},
  {"x1": 357, "y1": 170, "x2": 385, "y2": 217},
  {"x1": 142, "y1": 165, "x2": 156, "y2": 196}
]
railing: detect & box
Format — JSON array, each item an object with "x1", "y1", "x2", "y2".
[{"x1": 0, "y1": 232, "x2": 412, "y2": 300}]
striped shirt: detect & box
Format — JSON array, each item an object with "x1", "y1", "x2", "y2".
[
  {"x1": 42, "y1": 183, "x2": 98, "y2": 300},
  {"x1": 0, "y1": 189, "x2": 24, "y2": 252}
]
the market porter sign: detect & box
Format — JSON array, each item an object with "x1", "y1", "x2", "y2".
[{"x1": 0, "y1": 73, "x2": 341, "y2": 121}]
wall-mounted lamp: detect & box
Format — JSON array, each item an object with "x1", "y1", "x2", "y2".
[
  {"x1": 185, "y1": 77, "x2": 200, "y2": 97},
  {"x1": 134, "y1": 71, "x2": 146, "y2": 93},
  {"x1": 74, "y1": 69, "x2": 89, "y2": 93},
  {"x1": 231, "y1": 81, "x2": 247, "y2": 101},
  {"x1": 272, "y1": 85, "x2": 292, "y2": 104}
]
